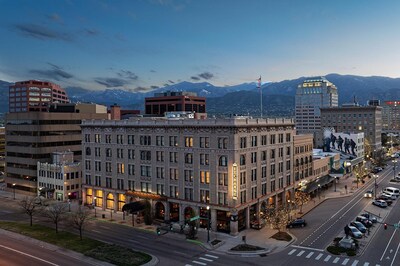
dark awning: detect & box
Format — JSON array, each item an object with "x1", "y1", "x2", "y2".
[
  {"x1": 301, "y1": 175, "x2": 335, "y2": 194},
  {"x1": 122, "y1": 201, "x2": 147, "y2": 213}
]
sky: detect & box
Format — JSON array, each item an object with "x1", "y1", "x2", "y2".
[{"x1": 1, "y1": 0, "x2": 400, "y2": 92}]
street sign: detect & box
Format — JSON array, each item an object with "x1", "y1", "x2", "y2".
[
  {"x1": 190, "y1": 216, "x2": 200, "y2": 221},
  {"x1": 394, "y1": 223, "x2": 399, "y2": 229}
]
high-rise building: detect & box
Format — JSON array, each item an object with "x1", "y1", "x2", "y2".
[
  {"x1": 0, "y1": 127, "x2": 5, "y2": 173},
  {"x1": 382, "y1": 101, "x2": 400, "y2": 132},
  {"x1": 81, "y1": 116, "x2": 295, "y2": 235},
  {"x1": 295, "y1": 77, "x2": 338, "y2": 145},
  {"x1": 9, "y1": 80, "x2": 69, "y2": 112},
  {"x1": 145, "y1": 91, "x2": 206, "y2": 116},
  {"x1": 320, "y1": 105, "x2": 382, "y2": 155},
  {"x1": 5, "y1": 103, "x2": 108, "y2": 194}
]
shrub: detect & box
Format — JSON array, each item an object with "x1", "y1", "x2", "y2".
[{"x1": 346, "y1": 250, "x2": 357, "y2": 256}]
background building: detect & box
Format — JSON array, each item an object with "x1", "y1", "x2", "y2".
[
  {"x1": 293, "y1": 134, "x2": 313, "y2": 187},
  {"x1": 81, "y1": 116, "x2": 295, "y2": 235},
  {"x1": 382, "y1": 101, "x2": 400, "y2": 132},
  {"x1": 320, "y1": 105, "x2": 382, "y2": 156},
  {"x1": 0, "y1": 127, "x2": 5, "y2": 173},
  {"x1": 37, "y1": 151, "x2": 81, "y2": 201},
  {"x1": 5, "y1": 103, "x2": 108, "y2": 194},
  {"x1": 295, "y1": 77, "x2": 338, "y2": 145},
  {"x1": 145, "y1": 91, "x2": 206, "y2": 116},
  {"x1": 9, "y1": 80, "x2": 69, "y2": 113}
]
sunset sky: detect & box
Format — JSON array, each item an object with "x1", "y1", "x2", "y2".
[{"x1": 1, "y1": 0, "x2": 400, "y2": 91}]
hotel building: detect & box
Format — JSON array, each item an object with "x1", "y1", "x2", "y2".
[{"x1": 81, "y1": 116, "x2": 295, "y2": 235}]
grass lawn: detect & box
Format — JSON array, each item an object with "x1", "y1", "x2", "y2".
[
  {"x1": 270, "y1": 231, "x2": 292, "y2": 241},
  {"x1": 230, "y1": 244, "x2": 265, "y2": 251},
  {"x1": 0, "y1": 221, "x2": 151, "y2": 266}
]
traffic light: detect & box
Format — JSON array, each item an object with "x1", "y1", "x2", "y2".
[
  {"x1": 156, "y1": 227, "x2": 161, "y2": 236},
  {"x1": 384, "y1": 223, "x2": 388, "y2": 230}
]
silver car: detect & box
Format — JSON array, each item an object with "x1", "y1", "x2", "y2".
[{"x1": 348, "y1": 226, "x2": 363, "y2": 239}]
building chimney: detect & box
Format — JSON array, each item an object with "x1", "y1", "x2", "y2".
[{"x1": 110, "y1": 104, "x2": 121, "y2": 120}]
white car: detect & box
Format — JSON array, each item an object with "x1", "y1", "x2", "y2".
[
  {"x1": 372, "y1": 199, "x2": 388, "y2": 208},
  {"x1": 348, "y1": 226, "x2": 363, "y2": 238}
]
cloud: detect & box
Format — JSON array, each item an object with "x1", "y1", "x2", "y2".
[
  {"x1": 163, "y1": 83, "x2": 170, "y2": 87},
  {"x1": 13, "y1": 23, "x2": 72, "y2": 41},
  {"x1": 150, "y1": 69, "x2": 156, "y2": 73},
  {"x1": 47, "y1": 13, "x2": 63, "y2": 23},
  {"x1": 198, "y1": 72, "x2": 214, "y2": 80},
  {"x1": 117, "y1": 70, "x2": 138, "y2": 80},
  {"x1": 30, "y1": 63, "x2": 74, "y2": 80},
  {"x1": 168, "y1": 80, "x2": 175, "y2": 84},
  {"x1": 133, "y1": 86, "x2": 150, "y2": 92},
  {"x1": 94, "y1": 77, "x2": 128, "y2": 87},
  {"x1": 151, "y1": 85, "x2": 159, "y2": 89},
  {"x1": 191, "y1": 76, "x2": 200, "y2": 81},
  {"x1": 85, "y1": 28, "x2": 99, "y2": 36}
]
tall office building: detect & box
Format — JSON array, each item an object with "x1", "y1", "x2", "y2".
[
  {"x1": 295, "y1": 77, "x2": 338, "y2": 145},
  {"x1": 81, "y1": 116, "x2": 295, "y2": 235},
  {"x1": 145, "y1": 91, "x2": 206, "y2": 116},
  {"x1": 320, "y1": 105, "x2": 382, "y2": 155},
  {"x1": 9, "y1": 80, "x2": 69, "y2": 112},
  {"x1": 382, "y1": 101, "x2": 400, "y2": 132},
  {"x1": 0, "y1": 127, "x2": 5, "y2": 173},
  {"x1": 5, "y1": 103, "x2": 108, "y2": 194}
]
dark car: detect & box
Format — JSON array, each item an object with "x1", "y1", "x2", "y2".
[
  {"x1": 360, "y1": 213, "x2": 377, "y2": 223},
  {"x1": 377, "y1": 195, "x2": 393, "y2": 205},
  {"x1": 350, "y1": 221, "x2": 367, "y2": 233},
  {"x1": 287, "y1": 218, "x2": 306, "y2": 228},
  {"x1": 356, "y1": 216, "x2": 373, "y2": 228}
]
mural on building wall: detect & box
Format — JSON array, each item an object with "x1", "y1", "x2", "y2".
[{"x1": 323, "y1": 128, "x2": 364, "y2": 160}]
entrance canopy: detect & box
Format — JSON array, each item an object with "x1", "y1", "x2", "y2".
[
  {"x1": 300, "y1": 175, "x2": 335, "y2": 194},
  {"x1": 122, "y1": 201, "x2": 146, "y2": 213}
]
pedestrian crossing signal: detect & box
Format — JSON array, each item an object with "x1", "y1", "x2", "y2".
[
  {"x1": 157, "y1": 228, "x2": 161, "y2": 235},
  {"x1": 384, "y1": 223, "x2": 387, "y2": 230}
]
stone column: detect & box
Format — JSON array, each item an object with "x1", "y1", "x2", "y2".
[
  {"x1": 102, "y1": 190, "x2": 106, "y2": 210},
  {"x1": 245, "y1": 207, "x2": 250, "y2": 229},
  {"x1": 230, "y1": 211, "x2": 239, "y2": 236},
  {"x1": 113, "y1": 192, "x2": 118, "y2": 212},
  {"x1": 164, "y1": 201, "x2": 170, "y2": 221},
  {"x1": 179, "y1": 203, "x2": 185, "y2": 224},
  {"x1": 210, "y1": 208, "x2": 217, "y2": 231}
]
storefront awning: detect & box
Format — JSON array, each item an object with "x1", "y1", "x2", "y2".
[{"x1": 301, "y1": 175, "x2": 335, "y2": 194}]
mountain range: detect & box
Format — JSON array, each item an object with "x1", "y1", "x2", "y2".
[{"x1": 1, "y1": 74, "x2": 400, "y2": 116}]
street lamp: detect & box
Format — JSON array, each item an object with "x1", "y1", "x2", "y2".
[
  {"x1": 317, "y1": 184, "x2": 321, "y2": 200},
  {"x1": 94, "y1": 196, "x2": 97, "y2": 217},
  {"x1": 206, "y1": 205, "x2": 210, "y2": 242},
  {"x1": 334, "y1": 177, "x2": 337, "y2": 192},
  {"x1": 393, "y1": 159, "x2": 396, "y2": 180},
  {"x1": 374, "y1": 174, "x2": 378, "y2": 199},
  {"x1": 12, "y1": 183, "x2": 16, "y2": 200},
  {"x1": 68, "y1": 193, "x2": 71, "y2": 212}
]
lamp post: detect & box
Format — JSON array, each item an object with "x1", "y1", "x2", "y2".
[
  {"x1": 393, "y1": 159, "x2": 396, "y2": 180},
  {"x1": 12, "y1": 183, "x2": 16, "y2": 200},
  {"x1": 94, "y1": 196, "x2": 97, "y2": 217},
  {"x1": 68, "y1": 193, "x2": 71, "y2": 212},
  {"x1": 334, "y1": 177, "x2": 337, "y2": 192},
  {"x1": 374, "y1": 174, "x2": 378, "y2": 199},
  {"x1": 317, "y1": 184, "x2": 321, "y2": 200},
  {"x1": 206, "y1": 205, "x2": 210, "y2": 242}
]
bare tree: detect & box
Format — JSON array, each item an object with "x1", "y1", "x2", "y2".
[
  {"x1": 19, "y1": 196, "x2": 41, "y2": 226},
  {"x1": 70, "y1": 206, "x2": 91, "y2": 240},
  {"x1": 294, "y1": 191, "x2": 311, "y2": 214},
  {"x1": 264, "y1": 206, "x2": 290, "y2": 232},
  {"x1": 43, "y1": 203, "x2": 68, "y2": 233}
]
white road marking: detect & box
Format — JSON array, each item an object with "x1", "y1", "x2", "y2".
[
  {"x1": 380, "y1": 219, "x2": 400, "y2": 261},
  {"x1": 342, "y1": 258, "x2": 349, "y2": 265},
  {"x1": 306, "y1": 251, "x2": 314, "y2": 258},
  {"x1": 363, "y1": 263, "x2": 369, "y2": 266},
  {"x1": 315, "y1": 253, "x2": 323, "y2": 260},
  {"x1": 288, "y1": 249, "x2": 297, "y2": 255},
  {"x1": 333, "y1": 257, "x2": 340, "y2": 263},
  {"x1": 291, "y1": 245, "x2": 324, "y2": 252},
  {"x1": 91, "y1": 229, "x2": 101, "y2": 233},
  {"x1": 351, "y1": 260, "x2": 358, "y2": 266},
  {"x1": 297, "y1": 250, "x2": 305, "y2": 256},
  {"x1": 390, "y1": 237, "x2": 400, "y2": 266},
  {"x1": 324, "y1": 255, "x2": 332, "y2": 262},
  {"x1": 192, "y1": 261, "x2": 206, "y2": 265},
  {"x1": 205, "y1": 254, "x2": 219, "y2": 259},
  {"x1": 185, "y1": 264, "x2": 193, "y2": 266},
  {"x1": 0, "y1": 244, "x2": 59, "y2": 266},
  {"x1": 199, "y1": 257, "x2": 213, "y2": 262}
]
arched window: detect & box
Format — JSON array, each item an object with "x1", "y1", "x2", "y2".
[
  {"x1": 305, "y1": 157, "x2": 308, "y2": 164},
  {"x1": 86, "y1": 147, "x2": 91, "y2": 156},
  {"x1": 296, "y1": 159, "x2": 299, "y2": 167},
  {"x1": 309, "y1": 155, "x2": 313, "y2": 163},
  {"x1": 300, "y1": 158, "x2": 304, "y2": 165},
  {"x1": 219, "y1": 156, "x2": 228, "y2": 167}
]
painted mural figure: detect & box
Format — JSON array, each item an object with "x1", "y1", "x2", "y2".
[
  {"x1": 350, "y1": 139, "x2": 357, "y2": 156},
  {"x1": 344, "y1": 138, "x2": 350, "y2": 154},
  {"x1": 330, "y1": 133, "x2": 337, "y2": 149},
  {"x1": 337, "y1": 136, "x2": 344, "y2": 151}
]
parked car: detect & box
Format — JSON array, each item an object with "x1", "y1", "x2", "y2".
[
  {"x1": 348, "y1": 226, "x2": 363, "y2": 239},
  {"x1": 383, "y1": 187, "x2": 400, "y2": 197},
  {"x1": 350, "y1": 221, "x2": 367, "y2": 233},
  {"x1": 378, "y1": 194, "x2": 394, "y2": 205},
  {"x1": 287, "y1": 218, "x2": 306, "y2": 228},
  {"x1": 360, "y1": 213, "x2": 377, "y2": 223},
  {"x1": 364, "y1": 190, "x2": 374, "y2": 198},
  {"x1": 372, "y1": 199, "x2": 388, "y2": 208},
  {"x1": 356, "y1": 216, "x2": 373, "y2": 228}
]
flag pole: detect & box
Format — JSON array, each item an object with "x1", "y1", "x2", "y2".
[{"x1": 258, "y1": 76, "x2": 262, "y2": 118}]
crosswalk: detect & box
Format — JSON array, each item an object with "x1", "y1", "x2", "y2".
[
  {"x1": 185, "y1": 253, "x2": 219, "y2": 266},
  {"x1": 287, "y1": 248, "x2": 380, "y2": 266}
]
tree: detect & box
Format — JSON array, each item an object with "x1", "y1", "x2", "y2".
[
  {"x1": 19, "y1": 196, "x2": 41, "y2": 226},
  {"x1": 43, "y1": 202, "x2": 68, "y2": 233},
  {"x1": 364, "y1": 138, "x2": 372, "y2": 160},
  {"x1": 264, "y1": 206, "x2": 290, "y2": 232},
  {"x1": 374, "y1": 149, "x2": 386, "y2": 167},
  {"x1": 353, "y1": 163, "x2": 369, "y2": 185},
  {"x1": 70, "y1": 206, "x2": 91, "y2": 240},
  {"x1": 143, "y1": 200, "x2": 153, "y2": 225},
  {"x1": 185, "y1": 208, "x2": 198, "y2": 239},
  {"x1": 294, "y1": 191, "x2": 311, "y2": 214}
]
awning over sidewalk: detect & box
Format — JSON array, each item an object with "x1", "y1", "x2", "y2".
[{"x1": 301, "y1": 175, "x2": 335, "y2": 194}]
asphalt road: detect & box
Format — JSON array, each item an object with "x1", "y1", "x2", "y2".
[{"x1": 0, "y1": 233, "x2": 94, "y2": 266}]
